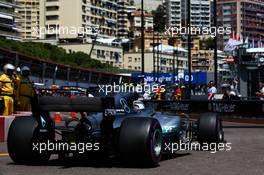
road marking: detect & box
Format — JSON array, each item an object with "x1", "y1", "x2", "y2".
[{"x1": 0, "y1": 153, "x2": 8, "y2": 157}]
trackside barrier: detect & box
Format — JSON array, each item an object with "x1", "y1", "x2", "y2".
[
  {"x1": 0, "y1": 112, "x2": 32, "y2": 142},
  {"x1": 145, "y1": 100, "x2": 264, "y2": 116},
  {"x1": 0, "y1": 116, "x2": 15, "y2": 142}
]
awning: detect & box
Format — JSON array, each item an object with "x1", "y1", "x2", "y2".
[
  {"x1": 0, "y1": 3, "x2": 13, "y2": 8},
  {"x1": 0, "y1": 13, "x2": 13, "y2": 20},
  {"x1": 96, "y1": 38, "x2": 116, "y2": 44}
]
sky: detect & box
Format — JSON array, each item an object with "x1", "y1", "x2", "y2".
[{"x1": 134, "y1": 0, "x2": 163, "y2": 11}]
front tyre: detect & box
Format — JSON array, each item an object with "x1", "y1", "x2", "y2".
[{"x1": 198, "y1": 113, "x2": 224, "y2": 144}]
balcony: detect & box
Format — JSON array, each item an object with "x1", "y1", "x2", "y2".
[
  {"x1": 192, "y1": 63, "x2": 210, "y2": 67},
  {"x1": 45, "y1": 1, "x2": 59, "y2": 7},
  {"x1": 45, "y1": 19, "x2": 59, "y2": 26},
  {"x1": 46, "y1": 10, "x2": 59, "y2": 16}
]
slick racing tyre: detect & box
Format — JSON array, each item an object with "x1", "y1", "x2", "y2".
[
  {"x1": 119, "y1": 117, "x2": 162, "y2": 167},
  {"x1": 198, "y1": 113, "x2": 224, "y2": 144},
  {"x1": 7, "y1": 116, "x2": 53, "y2": 164}
]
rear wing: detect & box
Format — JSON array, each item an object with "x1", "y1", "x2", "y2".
[{"x1": 36, "y1": 96, "x2": 115, "y2": 112}]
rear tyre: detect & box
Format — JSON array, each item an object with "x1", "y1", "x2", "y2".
[
  {"x1": 7, "y1": 116, "x2": 53, "y2": 164},
  {"x1": 119, "y1": 117, "x2": 162, "y2": 167},
  {"x1": 198, "y1": 113, "x2": 224, "y2": 144}
]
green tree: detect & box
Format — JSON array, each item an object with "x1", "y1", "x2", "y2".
[
  {"x1": 0, "y1": 39, "x2": 119, "y2": 72},
  {"x1": 200, "y1": 37, "x2": 214, "y2": 50},
  {"x1": 152, "y1": 4, "x2": 166, "y2": 33}
]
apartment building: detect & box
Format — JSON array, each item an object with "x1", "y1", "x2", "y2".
[
  {"x1": 123, "y1": 51, "x2": 188, "y2": 73},
  {"x1": 0, "y1": 0, "x2": 20, "y2": 39},
  {"x1": 16, "y1": 0, "x2": 39, "y2": 40},
  {"x1": 166, "y1": 0, "x2": 211, "y2": 28},
  {"x1": 39, "y1": 0, "x2": 118, "y2": 42},
  {"x1": 133, "y1": 33, "x2": 200, "y2": 52},
  {"x1": 90, "y1": 0, "x2": 118, "y2": 38},
  {"x1": 166, "y1": 0, "x2": 181, "y2": 28},
  {"x1": 129, "y1": 9, "x2": 153, "y2": 37},
  {"x1": 192, "y1": 50, "x2": 214, "y2": 72},
  {"x1": 134, "y1": 0, "x2": 164, "y2": 11},
  {"x1": 117, "y1": 0, "x2": 135, "y2": 38},
  {"x1": 217, "y1": 0, "x2": 264, "y2": 49}
]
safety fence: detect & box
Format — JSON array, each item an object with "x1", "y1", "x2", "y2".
[{"x1": 0, "y1": 47, "x2": 131, "y2": 87}]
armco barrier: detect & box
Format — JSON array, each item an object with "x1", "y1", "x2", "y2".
[{"x1": 0, "y1": 112, "x2": 32, "y2": 142}]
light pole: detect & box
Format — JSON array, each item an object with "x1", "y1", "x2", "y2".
[
  {"x1": 173, "y1": 49, "x2": 176, "y2": 84},
  {"x1": 187, "y1": 0, "x2": 192, "y2": 99},
  {"x1": 214, "y1": 0, "x2": 218, "y2": 87},
  {"x1": 173, "y1": 48, "x2": 179, "y2": 84},
  {"x1": 153, "y1": 29, "x2": 156, "y2": 81},
  {"x1": 141, "y1": 0, "x2": 145, "y2": 77},
  {"x1": 176, "y1": 48, "x2": 179, "y2": 82},
  {"x1": 156, "y1": 34, "x2": 160, "y2": 82}
]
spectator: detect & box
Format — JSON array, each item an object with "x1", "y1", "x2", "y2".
[
  {"x1": 172, "y1": 84, "x2": 182, "y2": 100},
  {"x1": 256, "y1": 82, "x2": 264, "y2": 100},
  {"x1": 207, "y1": 81, "x2": 217, "y2": 100}
]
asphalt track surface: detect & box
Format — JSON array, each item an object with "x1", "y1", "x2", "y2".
[{"x1": 0, "y1": 122, "x2": 263, "y2": 175}]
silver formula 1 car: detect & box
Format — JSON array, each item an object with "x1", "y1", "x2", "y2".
[{"x1": 7, "y1": 93, "x2": 224, "y2": 167}]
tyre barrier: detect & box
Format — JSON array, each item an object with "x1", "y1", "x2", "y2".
[{"x1": 0, "y1": 112, "x2": 32, "y2": 142}]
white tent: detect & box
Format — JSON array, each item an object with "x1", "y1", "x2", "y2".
[
  {"x1": 96, "y1": 38, "x2": 116, "y2": 45},
  {"x1": 246, "y1": 48, "x2": 264, "y2": 53},
  {"x1": 154, "y1": 45, "x2": 187, "y2": 53}
]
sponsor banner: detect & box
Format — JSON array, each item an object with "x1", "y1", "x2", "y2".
[
  {"x1": 132, "y1": 72, "x2": 207, "y2": 85},
  {"x1": 147, "y1": 100, "x2": 264, "y2": 115}
]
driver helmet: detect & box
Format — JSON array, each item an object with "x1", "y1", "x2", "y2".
[{"x1": 133, "y1": 100, "x2": 145, "y2": 111}]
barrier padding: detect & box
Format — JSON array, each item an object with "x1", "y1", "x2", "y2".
[
  {"x1": 0, "y1": 117, "x2": 4, "y2": 142},
  {"x1": 0, "y1": 112, "x2": 32, "y2": 142}
]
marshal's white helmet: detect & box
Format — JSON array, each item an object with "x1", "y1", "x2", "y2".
[
  {"x1": 3, "y1": 64, "x2": 15, "y2": 72},
  {"x1": 21, "y1": 66, "x2": 30, "y2": 72},
  {"x1": 16, "y1": 67, "x2": 21, "y2": 72}
]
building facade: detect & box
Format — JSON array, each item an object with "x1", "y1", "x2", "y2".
[
  {"x1": 217, "y1": 0, "x2": 264, "y2": 49},
  {"x1": 0, "y1": 0, "x2": 20, "y2": 39},
  {"x1": 90, "y1": 0, "x2": 118, "y2": 38},
  {"x1": 39, "y1": 0, "x2": 119, "y2": 42},
  {"x1": 166, "y1": 0, "x2": 181, "y2": 28},
  {"x1": 16, "y1": 0, "x2": 39, "y2": 40},
  {"x1": 192, "y1": 49, "x2": 214, "y2": 72},
  {"x1": 123, "y1": 51, "x2": 188, "y2": 73},
  {"x1": 130, "y1": 9, "x2": 154, "y2": 37},
  {"x1": 166, "y1": 0, "x2": 211, "y2": 28},
  {"x1": 117, "y1": 0, "x2": 135, "y2": 38}
]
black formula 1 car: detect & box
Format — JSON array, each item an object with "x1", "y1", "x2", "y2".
[{"x1": 7, "y1": 93, "x2": 224, "y2": 167}]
